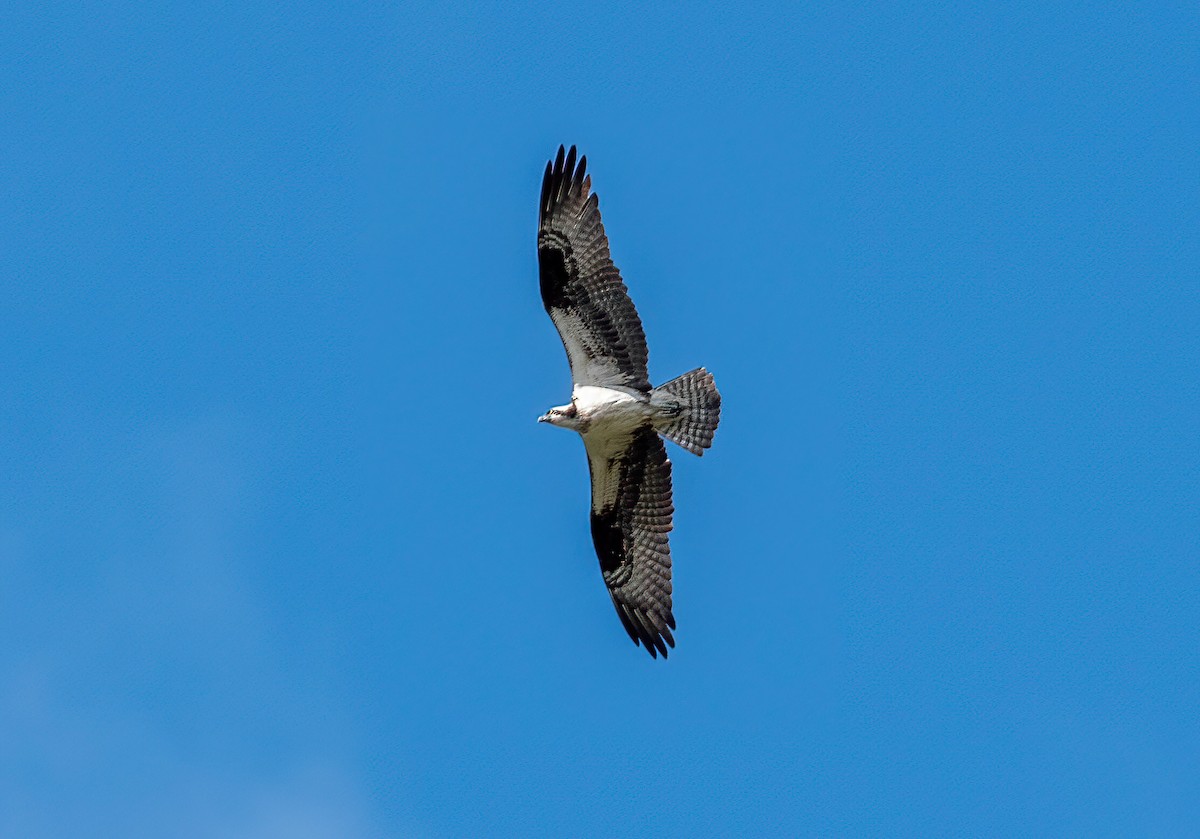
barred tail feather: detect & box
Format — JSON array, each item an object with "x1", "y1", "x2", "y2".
[{"x1": 651, "y1": 368, "x2": 721, "y2": 456}]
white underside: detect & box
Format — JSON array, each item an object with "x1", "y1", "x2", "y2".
[
  {"x1": 573, "y1": 385, "x2": 649, "y2": 428},
  {"x1": 573, "y1": 385, "x2": 654, "y2": 511}
]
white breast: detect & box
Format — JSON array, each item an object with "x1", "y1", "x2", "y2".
[
  {"x1": 575, "y1": 386, "x2": 651, "y2": 511},
  {"x1": 574, "y1": 385, "x2": 646, "y2": 425},
  {"x1": 575, "y1": 385, "x2": 650, "y2": 455}
]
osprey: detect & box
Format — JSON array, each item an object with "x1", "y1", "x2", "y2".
[{"x1": 537, "y1": 145, "x2": 721, "y2": 659}]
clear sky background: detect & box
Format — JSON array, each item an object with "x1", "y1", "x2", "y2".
[{"x1": 2, "y1": 2, "x2": 1198, "y2": 837}]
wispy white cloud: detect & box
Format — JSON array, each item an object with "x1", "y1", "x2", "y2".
[
  {"x1": 207, "y1": 763, "x2": 378, "y2": 839},
  {"x1": 0, "y1": 412, "x2": 412, "y2": 839}
]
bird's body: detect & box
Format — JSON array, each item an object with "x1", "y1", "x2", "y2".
[
  {"x1": 545, "y1": 385, "x2": 654, "y2": 511},
  {"x1": 536, "y1": 145, "x2": 721, "y2": 659},
  {"x1": 544, "y1": 385, "x2": 648, "y2": 435}
]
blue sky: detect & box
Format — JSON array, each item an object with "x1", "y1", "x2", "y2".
[{"x1": 2, "y1": 2, "x2": 1197, "y2": 836}]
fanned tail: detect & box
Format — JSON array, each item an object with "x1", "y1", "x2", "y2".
[{"x1": 650, "y1": 368, "x2": 721, "y2": 456}]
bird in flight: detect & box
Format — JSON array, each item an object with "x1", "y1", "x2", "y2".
[{"x1": 537, "y1": 145, "x2": 721, "y2": 659}]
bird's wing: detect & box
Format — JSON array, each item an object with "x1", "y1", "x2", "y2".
[
  {"x1": 539, "y1": 145, "x2": 651, "y2": 391},
  {"x1": 586, "y1": 426, "x2": 676, "y2": 658}
]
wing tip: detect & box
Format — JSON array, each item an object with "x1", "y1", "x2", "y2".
[
  {"x1": 616, "y1": 601, "x2": 676, "y2": 660},
  {"x1": 540, "y1": 144, "x2": 590, "y2": 224}
]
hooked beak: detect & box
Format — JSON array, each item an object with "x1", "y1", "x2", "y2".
[{"x1": 537, "y1": 413, "x2": 550, "y2": 423}]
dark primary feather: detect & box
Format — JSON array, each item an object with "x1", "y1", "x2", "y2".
[
  {"x1": 538, "y1": 145, "x2": 651, "y2": 391},
  {"x1": 587, "y1": 427, "x2": 676, "y2": 658}
]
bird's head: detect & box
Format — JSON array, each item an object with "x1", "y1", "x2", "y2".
[{"x1": 538, "y1": 401, "x2": 582, "y2": 431}]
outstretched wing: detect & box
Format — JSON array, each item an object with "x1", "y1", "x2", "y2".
[
  {"x1": 586, "y1": 426, "x2": 676, "y2": 658},
  {"x1": 539, "y1": 145, "x2": 651, "y2": 392}
]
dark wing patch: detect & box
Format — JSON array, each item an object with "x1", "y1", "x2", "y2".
[
  {"x1": 588, "y1": 427, "x2": 676, "y2": 658},
  {"x1": 539, "y1": 145, "x2": 651, "y2": 391}
]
